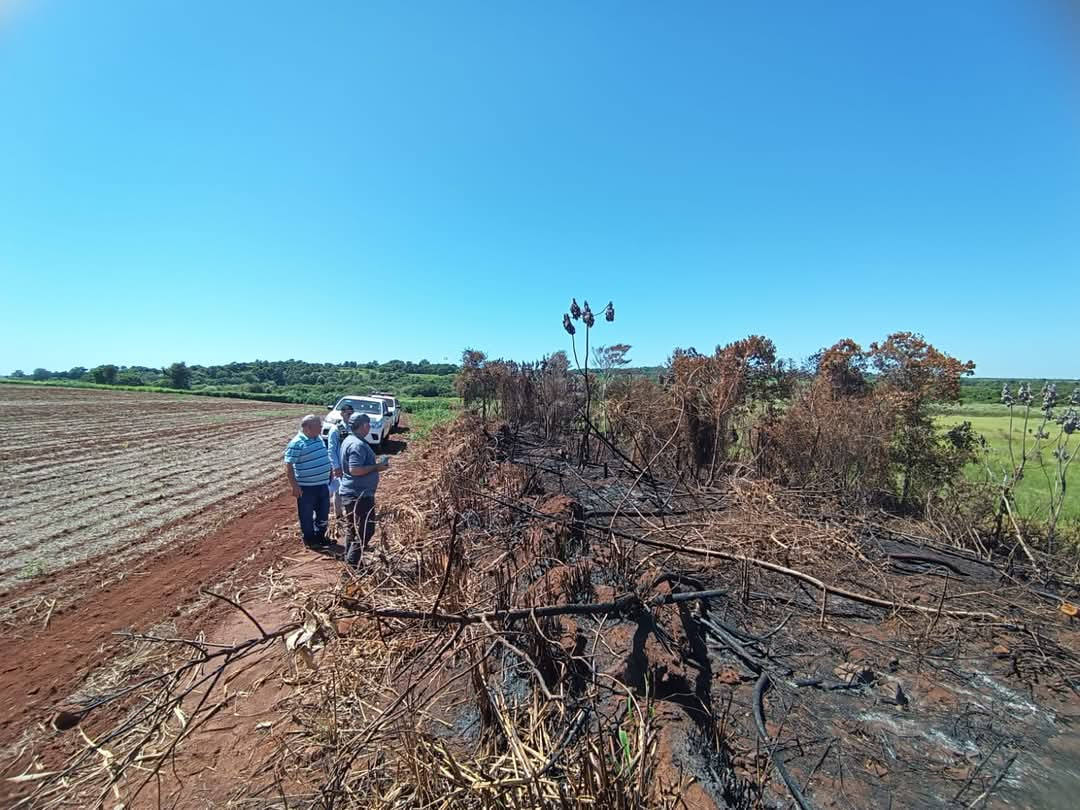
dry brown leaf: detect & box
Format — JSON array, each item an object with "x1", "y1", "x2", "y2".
[{"x1": 865, "y1": 759, "x2": 889, "y2": 778}]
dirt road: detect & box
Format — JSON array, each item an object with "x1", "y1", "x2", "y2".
[{"x1": 0, "y1": 492, "x2": 298, "y2": 750}]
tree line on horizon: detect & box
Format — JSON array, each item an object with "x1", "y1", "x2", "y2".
[
  {"x1": 5, "y1": 358, "x2": 461, "y2": 400},
  {"x1": 4, "y1": 356, "x2": 1075, "y2": 406}
]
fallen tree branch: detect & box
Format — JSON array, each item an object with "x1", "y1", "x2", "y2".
[
  {"x1": 430, "y1": 514, "x2": 459, "y2": 616},
  {"x1": 200, "y1": 588, "x2": 268, "y2": 638},
  {"x1": 467, "y1": 484, "x2": 1005, "y2": 621},
  {"x1": 623, "y1": 533, "x2": 1004, "y2": 622},
  {"x1": 340, "y1": 588, "x2": 735, "y2": 626},
  {"x1": 753, "y1": 672, "x2": 815, "y2": 810}
]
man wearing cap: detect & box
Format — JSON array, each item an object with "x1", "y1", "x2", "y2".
[
  {"x1": 327, "y1": 402, "x2": 354, "y2": 518},
  {"x1": 283, "y1": 414, "x2": 332, "y2": 548},
  {"x1": 339, "y1": 412, "x2": 389, "y2": 567}
]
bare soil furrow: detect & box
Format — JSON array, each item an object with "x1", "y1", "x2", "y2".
[
  {"x1": 0, "y1": 424, "x2": 298, "y2": 522},
  {"x1": 0, "y1": 413, "x2": 303, "y2": 464},
  {"x1": 0, "y1": 455, "x2": 287, "y2": 575},
  {"x1": 0, "y1": 385, "x2": 311, "y2": 591}
]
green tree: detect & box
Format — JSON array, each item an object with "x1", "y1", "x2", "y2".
[
  {"x1": 868, "y1": 332, "x2": 975, "y2": 508},
  {"x1": 10, "y1": 369, "x2": 25, "y2": 378},
  {"x1": 32, "y1": 368, "x2": 51, "y2": 380},
  {"x1": 167, "y1": 362, "x2": 192, "y2": 389},
  {"x1": 91, "y1": 365, "x2": 118, "y2": 384},
  {"x1": 592, "y1": 343, "x2": 632, "y2": 415}
]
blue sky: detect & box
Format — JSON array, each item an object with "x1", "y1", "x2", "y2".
[{"x1": 1, "y1": 0, "x2": 1077, "y2": 377}]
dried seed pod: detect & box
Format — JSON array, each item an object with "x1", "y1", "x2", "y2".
[
  {"x1": 1043, "y1": 383, "x2": 1058, "y2": 413},
  {"x1": 569, "y1": 298, "x2": 581, "y2": 320},
  {"x1": 563, "y1": 313, "x2": 576, "y2": 335},
  {"x1": 582, "y1": 301, "x2": 595, "y2": 328},
  {"x1": 604, "y1": 301, "x2": 615, "y2": 322},
  {"x1": 1062, "y1": 409, "x2": 1078, "y2": 435}
]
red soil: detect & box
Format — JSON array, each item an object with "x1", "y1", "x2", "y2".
[{"x1": 0, "y1": 492, "x2": 297, "y2": 750}]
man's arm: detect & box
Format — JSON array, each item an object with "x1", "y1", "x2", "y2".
[
  {"x1": 348, "y1": 448, "x2": 388, "y2": 476},
  {"x1": 348, "y1": 462, "x2": 388, "y2": 476},
  {"x1": 284, "y1": 463, "x2": 301, "y2": 497},
  {"x1": 327, "y1": 431, "x2": 342, "y2": 478}
]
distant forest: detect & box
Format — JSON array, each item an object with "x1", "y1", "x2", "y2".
[
  {"x1": 6, "y1": 359, "x2": 459, "y2": 403},
  {"x1": 956, "y1": 377, "x2": 1079, "y2": 404},
  {"x1": 4, "y1": 358, "x2": 1074, "y2": 407}
]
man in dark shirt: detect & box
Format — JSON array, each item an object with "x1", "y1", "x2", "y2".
[{"x1": 339, "y1": 413, "x2": 389, "y2": 567}]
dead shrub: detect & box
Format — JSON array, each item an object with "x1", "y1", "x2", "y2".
[
  {"x1": 759, "y1": 340, "x2": 896, "y2": 502},
  {"x1": 761, "y1": 382, "x2": 896, "y2": 501},
  {"x1": 608, "y1": 336, "x2": 786, "y2": 482},
  {"x1": 605, "y1": 374, "x2": 674, "y2": 470},
  {"x1": 536, "y1": 351, "x2": 578, "y2": 439},
  {"x1": 455, "y1": 350, "x2": 580, "y2": 440}
]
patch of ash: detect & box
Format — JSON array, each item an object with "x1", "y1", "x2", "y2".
[
  {"x1": 857, "y1": 711, "x2": 982, "y2": 759},
  {"x1": 434, "y1": 704, "x2": 481, "y2": 746},
  {"x1": 967, "y1": 672, "x2": 1049, "y2": 722}
]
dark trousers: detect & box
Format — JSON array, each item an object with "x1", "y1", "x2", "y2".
[
  {"x1": 297, "y1": 484, "x2": 330, "y2": 542},
  {"x1": 341, "y1": 495, "x2": 376, "y2": 565}
]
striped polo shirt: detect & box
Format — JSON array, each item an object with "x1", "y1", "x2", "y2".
[{"x1": 284, "y1": 432, "x2": 332, "y2": 486}]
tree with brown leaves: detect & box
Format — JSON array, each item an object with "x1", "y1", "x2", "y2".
[{"x1": 869, "y1": 332, "x2": 976, "y2": 507}]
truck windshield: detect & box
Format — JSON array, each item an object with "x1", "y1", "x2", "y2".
[{"x1": 336, "y1": 398, "x2": 383, "y2": 415}]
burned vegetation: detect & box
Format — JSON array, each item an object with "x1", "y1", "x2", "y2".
[{"x1": 15, "y1": 327, "x2": 1080, "y2": 810}]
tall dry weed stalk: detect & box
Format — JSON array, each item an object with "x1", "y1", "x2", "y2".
[
  {"x1": 563, "y1": 298, "x2": 617, "y2": 463},
  {"x1": 993, "y1": 382, "x2": 1080, "y2": 548}
]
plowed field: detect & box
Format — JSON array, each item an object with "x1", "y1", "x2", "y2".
[{"x1": 0, "y1": 384, "x2": 312, "y2": 601}]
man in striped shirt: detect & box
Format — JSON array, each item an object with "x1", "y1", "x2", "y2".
[{"x1": 284, "y1": 414, "x2": 332, "y2": 548}]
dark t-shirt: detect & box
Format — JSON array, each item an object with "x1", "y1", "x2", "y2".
[{"x1": 340, "y1": 434, "x2": 379, "y2": 497}]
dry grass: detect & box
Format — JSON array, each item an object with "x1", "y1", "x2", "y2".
[{"x1": 14, "y1": 410, "x2": 1080, "y2": 809}]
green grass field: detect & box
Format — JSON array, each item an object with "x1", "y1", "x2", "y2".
[
  {"x1": 400, "y1": 397, "x2": 460, "y2": 442},
  {"x1": 936, "y1": 403, "x2": 1080, "y2": 524},
  {"x1": 0, "y1": 377, "x2": 320, "y2": 404}
]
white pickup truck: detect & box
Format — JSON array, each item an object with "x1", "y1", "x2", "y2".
[
  {"x1": 371, "y1": 392, "x2": 401, "y2": 431},
  {"x1": 322, "y1": 395, "x2": 392, "y2": 450}
]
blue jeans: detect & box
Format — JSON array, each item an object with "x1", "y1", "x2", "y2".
[
  {"x1": 341, "y1": 495, "x2": 376, "y2": 565},
  {"x1": 296, "y1": 484, "x2": 330, "y2": 542}
]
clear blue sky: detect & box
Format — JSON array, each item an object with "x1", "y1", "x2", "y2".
[{"x1": 1, "y1": 0, "x2": 1077, "y2": 377}]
